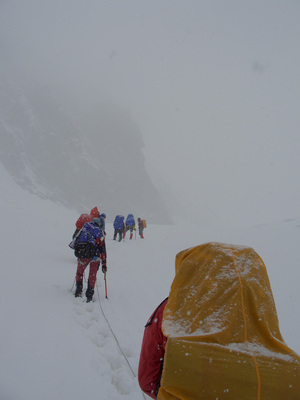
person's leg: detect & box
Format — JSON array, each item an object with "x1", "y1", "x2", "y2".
[
  {"x1": 118, "y1": 229, "x2": 122, "y2": 242},
  {"x1": 75, "y1": 259, "x2": 90, "y2": 297},
  {"x1": 86, "y1": 260, "x2": 100, "y2": 302}
]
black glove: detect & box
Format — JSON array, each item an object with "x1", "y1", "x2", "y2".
[{"x1": 102, "y1": 265, "x2": 107, "y2": 273}]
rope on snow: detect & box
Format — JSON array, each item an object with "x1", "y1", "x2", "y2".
[
  {"x1": 95, "y1": 282, "x2": 147, "y2": 400},
  {"x1": 70, "y1": 271, "x2": 147, "y2": 399}
]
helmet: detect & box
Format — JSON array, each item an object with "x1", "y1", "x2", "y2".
[{"x1": 101, "y1": 213, "x2": 106, "y2": 218}]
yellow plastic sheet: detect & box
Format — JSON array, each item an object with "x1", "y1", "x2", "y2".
[{"x1": 159, "y1": 243, "x2": 300, "y2": 400}]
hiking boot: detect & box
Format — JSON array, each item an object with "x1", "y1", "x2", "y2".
[
  {"x1": 86, "y1": 284, "x2": 94, "y2": 303},
  {"x1": 75, "y1": 281, "x2": 83, "y2": 298}
]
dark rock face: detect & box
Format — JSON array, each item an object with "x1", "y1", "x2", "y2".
[{"x1": 0, "y1": 74, "x2": 172, "y2": 223}]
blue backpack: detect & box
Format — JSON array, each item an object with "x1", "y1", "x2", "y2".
[
  {"x1": 126, "y1": 214, "x2": 135, "y2": 226},
  {"x1": 75, "y1": 221, "x2": 103, "y2": 258},
  {"x1": 126, "y1": 214, "x2": 135, "y2": 227},
  {"x1": 113, "y1": 215, "x2": 124, "y2": 230}
]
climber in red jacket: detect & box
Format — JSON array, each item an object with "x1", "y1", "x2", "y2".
[
  {"x1": 138, "y1": 298, "x2": 168, "y2": 400},
  {"x1": 72, "y1": 206, "x2": 100, "y2": 239}
]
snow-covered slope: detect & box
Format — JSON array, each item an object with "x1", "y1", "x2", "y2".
[{"x1": 0, "y1": 162, "x2": 299, "y2": 400}]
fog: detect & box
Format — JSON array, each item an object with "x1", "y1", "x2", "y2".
[{"x1": 1, "y1": 0, "x2": 299, "y2": 226}]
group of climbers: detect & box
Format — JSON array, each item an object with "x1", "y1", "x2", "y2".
[
  {"x1": 113, "y1": 214, "x2": 146, "y2": 241},
  {"x1": 70, "y1": 207, "x2": 146, "y2": 302}
]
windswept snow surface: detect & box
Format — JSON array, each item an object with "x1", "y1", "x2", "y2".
[{"x1": 1, "y1": 163, "x2": 299, "y2": 400}]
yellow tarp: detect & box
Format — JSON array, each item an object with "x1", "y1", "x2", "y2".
[{"x1": 158, "y1": 242, "x2": 300, "y2": 400}]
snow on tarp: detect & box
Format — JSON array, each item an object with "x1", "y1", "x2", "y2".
[{"x1": 159, "y1": 242, "x2": 300, "y2": 400}]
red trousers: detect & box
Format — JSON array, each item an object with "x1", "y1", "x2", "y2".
[{"x1": 76, "y1": 258, "x2": 100, "y2": 288}]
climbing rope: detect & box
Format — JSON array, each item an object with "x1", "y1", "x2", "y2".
[
  {"x1": 95, "y1": 282, "x2": 147, "y2": 400},
  {"x1": 95, "y1": 283, "x2": 136, "y2": 376},
  {"x1": 69, "y1": 276, "x2": 76, "y2": 292}
]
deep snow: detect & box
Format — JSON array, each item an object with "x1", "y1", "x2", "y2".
[{"x1": 1, "y1": 162, "x2": 299, "y2": 400}]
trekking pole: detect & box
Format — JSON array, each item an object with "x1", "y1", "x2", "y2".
[{"x1": 104, "y1": 271, "x2": 108, "y2": 299}]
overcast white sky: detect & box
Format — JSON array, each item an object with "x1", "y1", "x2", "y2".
[{"x1": 1, "y1": 0, "x2": 300, "y2": 226}]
